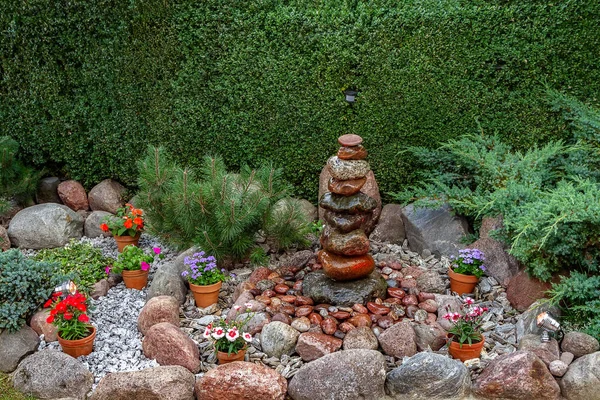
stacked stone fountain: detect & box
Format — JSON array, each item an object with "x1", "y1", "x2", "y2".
[{"x1": 303, "y1": 134, "x2": 387, "y2": 306}]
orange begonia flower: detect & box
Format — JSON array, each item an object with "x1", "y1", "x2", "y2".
[
  {"x1": 124, "y1": 218, "x2": 133, "y2": 229},
  {"x1": 133, "y1": 208, "x2": 143, "y2": 216},
  {"x1": 133, "y1": 217, "x2": 143, "y2": 226}
]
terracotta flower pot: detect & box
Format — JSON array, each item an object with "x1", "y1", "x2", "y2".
[
  {"x1": 58, "y1": 326, "x2": 96, "y2": 358},
  {"x1": 189, "y1": 281, "x2": 222, "y2": 308},
  {"x1": 114, "y1": 232, "x2": 141, "y2": 253},
  {"x1": 122, "y1": 269, "x2": 149, "y2": 290},
  {"x1": 448, "y1": 268, "x2": 479, "y2": 295},
  {"x1": 217, "y1": 348, "x2": 246, "y2": 364},
  {"x1": 447, "y1": 334, "x2": 485, "y2": 362}
]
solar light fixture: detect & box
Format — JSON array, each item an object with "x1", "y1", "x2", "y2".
[
  {"x1": 343, "y1": 89, "x2": 358, "y2": 104},
  {"x1": 536, "y1": 311, "x2": 561, "y2": 342}
]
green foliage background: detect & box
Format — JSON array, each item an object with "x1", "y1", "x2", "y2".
[{"x1": 1, "y1": 0, "x2": 599, "y2": 201}]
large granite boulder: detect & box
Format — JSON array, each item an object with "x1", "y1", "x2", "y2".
[
  {"x1": 386, "y1": 352, "x2": 470, "y2": 399},
  {"x1": 8, "y1": 204, "x2": 83, "y2": 249},
  {"x1": 30, "y1": 309, "x2": 58, "y2": 342},
  {"x1": 142, "y1": 322, "x2": 200, "y2": 373},
  {"x1": 84, "y1": 211, "x2": 112, "y2": 238},
  {"x1": 88, "y1": 179, "x2": 127, "y2": 214},
  {"x1": 561, "y1": 331, "x2": 600, "y2": 358},
  {"x1": 377, "y1": 321, "x2": 417, "y2": 358},
  {"x1": 343, "y1": 326, "x2": 379, "y2": 350},
  {"x1": 401, "y1": 203, "x2": 469, "y2": 257},
  {"x1": 12, "y1": 350, "x2": 93, "y2": 399},
  {"x1": 295, "y1": 332, "x2": 343, "y2": 362},
  {"x1": 302, "y1": 270, "x2": 387, "y2": 307},
  {"x1": 90, "y1": 366, "x2": 195, "y2": 400},
  {"x1": 560, "y1": 351, "x2": 600, "y2": 400},
  {"x1": 518, "y1": 334, "x2": 560, "y2": 366},
  {"x1": 147, "y1": 268, "x2": 187, "y2": 305},
  {"x1": 260, "y1": 321, "x2": 300, "y2": 358},
  {"x1": 0, "y1": 326, "x2": 40, "y2": 372},
  {"x1": 472, "y1": 350, "x2": 560, "y2": 400},
  {"x1": 506, "y1": 270, "x2": 552, "y2": 311},
  {"x1": 36, "y1": 177, "x2": 62, "y2": 204},
  {"x1": 138, "y1": 296, "x2": 180, "y2": 335},
  {"x1": 467, "y1": 237, "x2": 518, "y2": 286},
  {"x1": 288, "y1": 349, "x2": 386, "y2": 400},
  {"x1": 57, "y1": 180, "x2": 89, "y2": 211},
  {"x1": 195, "y1": 361, "x2": 287, "y2": 400},
  {"x1": 369, "y1": 204, "x2": 405, "y2": 244},
  {"x1": 319, "y1": 169, "x2": 381, "y2": 235}
]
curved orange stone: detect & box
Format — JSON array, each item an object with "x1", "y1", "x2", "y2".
[
  {"x1": 317, "y1": 250, "x2": 375, "y2": 281},
  {"x1": 328, "y1": 177, "x2": 366, "y2": 196},
  {"x1": 338, "y1": 145, "x2": 368, "y2": 160}
]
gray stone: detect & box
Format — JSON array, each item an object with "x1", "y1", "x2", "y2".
[
  {"x1": 386, "y1": 352, "x2": 470, "y2": 399},
  {"x1": 288, "y1": 349, "x2": 386, "y2": 400},
  {"x1": 327, "y1": 156, "x2": 370, "y2": 181},
  {"x1": 515, "y1": 300, "x2": 561, "y2": 341},
  {"x1": 0, "y1": 325, "x2": 40, "y2": 373},
  {"x1": 378, "y1": 321, "x2": 417, "y2": 358},
  {"x1": 84, "y1": 211, "x2": 113, "y2": 238},
  {"x1": 8, "y1": 204, "x2": 84, "y2": 249},
  {"x1": 147, "y1": 269, "x2": 187, "y2": 305},
  {"x1": 401, "y1": 203, "x2": 469, "y2": 257},
  {"x1": 88, "y1": 179, "x2": 127, "y2": 214},
  {"x1": 560, "y1": 351, "x2": 575, "y2": 365},
  {"x1": 369, "y1": 204, "x2": 406, "y2": 245},
  {"x1": 549, "y1": 360, "x2": 568, "y2": 377},
  {"x1": 413, "y1": 323, "x2": 447, "y2": 351},
  {"x1": 416, "y1": 270, "x2": 446, "y2": 293},
  {"x1": 343, "y1": 326, "x2": 379, "y2": 350},
  {"x1": 518, "y1": 334, "x2": 560, "y2": 366},
  {"x1": 237, "y1": 312, "x2": 271, "y2": 335},
  {"x1": 36, "y1": 177, "x2": 62, "y2": 204},
  {"x1": 561, "y1": 331, "x2": 600, "y2": 358},
  {"x1": 560, "y1": 351, "x2": 600, "y2": 400},
  {"x1": 276, "y1": 250, "x2": 315, "y2": 269},
  {"x1": 90, "y1": 279, "x2": 110, "y2": 299},
  {"x1": 12, "y1": 350, "x2": 93, "y2": 399},
  {"x1": 302, "y1": 270, "x2": 387, "y2": 307},
  {"x1": 90, "y1": 366, "x2": 195, "y2": 400},
  {"x1": 260, "y1": 321, "x2": 300, "y2": 358},
  {"x1": 297, "y1": 199, "x2": 318, "y2": 222}
]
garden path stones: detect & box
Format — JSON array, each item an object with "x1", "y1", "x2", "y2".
[
  {"x1": 260, "y1": 321, "x2": 300, "y2": 358},
  {"x1": 386, "y1": 352, "x2": 470, "y2": 400},
  {"x1": 287, "y1": 349, "x2": 386, "y2": 400},
  {"x1": 302, "y1": 270, "x2": 387, "y2": 307},
  {"x1": 84, "y1": 211, "x2": 112, "y2": 238},
  {"x1": 473, "y1": 350, "x2": 560, "y2": 400},
  {"x1": 12, "y1": 349, "x2": 93, "y2": 400},
  {"x1": 36, "y1": 176, "x2": 62, "y2": 204},
  {"x1": 138, "y1": 296, "x2": 180, "y2": 335},
  {"x1": 57, "y1": 180, "x2": 89, "y2": 211},
  {"x1": 90, "y1": 366, "x2": 195, "y2": 400},
  {"x1": 8, "y1": 204, "x2": 83, "y2": 249},
  {"x1": 195, "y1": 361, "x2": 287, "y2": 400},
  {"x1": 0, "y1": 325, "x2": 39, "y2": 372},
  {"x1": 142, "y1": 322, "x2": 200, "y2": 373},
  {"x1": 88, "y1": 179, "x2": 127, "y2": 214},
  {"x1": 561, "y1": 331, "x2": 600, "y2": 358},
  {"x1": 559, "y1": 351, "x2": 600, "y2": 400},
  {"x1": 401, "y1": 202, "x2": 469, "y2": 258}
]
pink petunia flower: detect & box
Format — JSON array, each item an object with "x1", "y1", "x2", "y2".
[
  {"x1": 140, "y1": 261, "x2": 150, "y2": 271},
  {"x1": 153, "y1": 247, "x2": 161, "y2": 255}
]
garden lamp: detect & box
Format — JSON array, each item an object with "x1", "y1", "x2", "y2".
[
  {"x1": 54, "y1": 280, "x2": 77, "y2": 298},
  {"x1": 343, "y1": 89, "x2": 358, "y2": 104},
  {"x1": 536, "y1": 311, "x2": 561, "y2": 342}
]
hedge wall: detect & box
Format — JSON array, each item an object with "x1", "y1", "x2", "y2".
[{"x1": 1, "y1": 0, "x2": 599, "y2": 202}]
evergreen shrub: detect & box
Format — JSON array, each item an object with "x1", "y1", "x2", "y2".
[
  {"x1": 1, "y1": 0, "x2": 599, "y2": 200},
  {"x1": 0, "y1": 136, "x2": 43, "y2": 213}
]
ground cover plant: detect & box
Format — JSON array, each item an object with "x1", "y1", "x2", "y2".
[
  {"x1": 1, "y1": 1, "x2": 598, "y2": 200},
  {"x1": 137, "y1": 146, "x2": 310, "y2": 262},
  {"x1": 34, "y1": 240, "x2": 114, "y2": 292},
  {"x1": 394, "y1": 92, "x2": 600, "y2": 339}
]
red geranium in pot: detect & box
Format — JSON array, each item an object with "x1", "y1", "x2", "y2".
[{"x1": 45, "y1": 291, "x2": 95, "y2": 358}]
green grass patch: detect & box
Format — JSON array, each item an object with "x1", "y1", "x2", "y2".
[{"x1": 0, "y1": 373, "x2": 36, "y2": 400}]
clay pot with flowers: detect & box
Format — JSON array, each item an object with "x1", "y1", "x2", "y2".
[
  {"x1": 448, "y1": 249, "x2": 486, "y2": 295},
  {"x1": 100, "y1": 204, "x2": 145, "y2": 252},
  {"x1": 202, "y1": 315, "x2": 253, "y2": 364},
  {"x1": 443, "y1": 297, "x2": 489, "y2": 362},
  {"x1": 107, "y1": 245, "x2": 162, "y2": 290},
  {"x1": 181, "y1": 251, "x2": 229, "y2": 308},
  {"x1": 44, "y1": 291, "x2": 95, "y2": 358}
]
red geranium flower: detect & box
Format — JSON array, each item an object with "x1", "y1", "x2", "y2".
[
  {"x1": 64, "y1": 312, "x2": 73, "y2": 320},
  {"x1": 46, "y1": 315, "x2": 54, "y2": 323},
  {"x1": 44, "y1": 299, "x2": 53, "y2": 308},
  {"x1": 124, "y1": 218, "x2": 133, "y2": 229},
  {"x1": 78, "y1": 314, "x2": 90, "y2": 323},
  {"x1": 100, "y1": 223, "x2": 109, "y2": 232},
  {"x1": 133, "y1": 217, "x2": 143, "y2": 226}
]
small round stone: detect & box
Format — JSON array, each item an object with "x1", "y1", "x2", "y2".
[{"x1": 338, "y1": 134, "x2": 363, "y2": 147}]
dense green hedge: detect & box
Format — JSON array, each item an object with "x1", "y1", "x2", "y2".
[{"x1": 1, "y1": 0, "x2": 599, "y2": 201}]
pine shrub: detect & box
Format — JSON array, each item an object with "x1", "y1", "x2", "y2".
[
  {"x1": 0, "y1": 136, "x2": 43, "y2": 213},
  {"x1": 137, "y1": 146, "x2": 310, "y2": 262}
]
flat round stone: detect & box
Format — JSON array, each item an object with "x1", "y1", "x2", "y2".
[
  {"x1": 338, "y1": 134, "x2": 363, "y2": 147},
  {"x1": 317, "y1": 250, "x2": 375, "y2": 281},
  {"x1": 327, "y1": 156, "x2": 370, "y2": 181},
  {"x1": 323, "y1": 211, "x2": 372, "y2": 233},
  {"x1": 328, "y1": 177, "x2": 366, "y2": 196},
  {"x1": 338, "y1": 145, "x2": 368, "y2": 160},
  {"x1": 320, "y1": 227, "x2": 370, "y2": 256},
  {"x1": 319, "y1": 192, "x2": 377, "y2": 215}
]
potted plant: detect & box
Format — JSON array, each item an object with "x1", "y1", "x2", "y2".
[
  {"x1": 100, "y1": 204, "x2": 145, "y2": 252},
  {"x1": 443, "y1": 297, "x2": 488, "y2": 362},
  {"x1": 448, "y1": 249, "x2": 486, "y2": 295},
  {"x1": 45, "y1": 291, "x2": 95, "y2": 358},
  {"x1": 107, "y1": 245, "x2": 161, "y2": 290},
  {"x1": 181, "y1": 251, "x2": 228, "y2": 308},
  {"x1": 202, "y1": 315, "x2": 253, "y2": 364}
]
